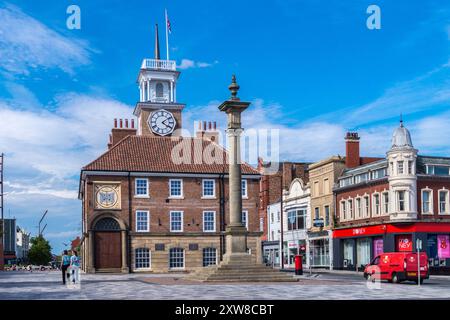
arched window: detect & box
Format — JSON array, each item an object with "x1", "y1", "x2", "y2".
[
  {"x1": 156, "y1": 82, "x2": 164, "y2": 97},
  {"x1": 93, "y1": 217, "x2": 120, "y2": 231},
  {"x1": 135, "y1": 248, "x2": 150, "y2": 269}
]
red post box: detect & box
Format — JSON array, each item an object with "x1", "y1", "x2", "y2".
[{"x1": 295, "y1": 255, "x2": 303, "y2": 275}]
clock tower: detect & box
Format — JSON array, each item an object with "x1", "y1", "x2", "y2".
[{"x1": 133, "y1": 24, "x2": 184, "y2": 136}]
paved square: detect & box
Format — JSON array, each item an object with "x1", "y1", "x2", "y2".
[{"x1": 0, "y1": 271, "x2": 449, "y2": 300}]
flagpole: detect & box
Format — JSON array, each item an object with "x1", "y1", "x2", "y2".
[{"x1": 165, "y1": 9, "x2": 169, "y2": 61}]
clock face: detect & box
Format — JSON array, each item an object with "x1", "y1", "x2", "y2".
[{"x1": 148, "y1": 109, "x2": 176, "y2": 136}]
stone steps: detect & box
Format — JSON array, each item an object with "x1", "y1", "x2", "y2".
[{"x1": 189, "y1": 264, "x2": 297, "y2": 282}]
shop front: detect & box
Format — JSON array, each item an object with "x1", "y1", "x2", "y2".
[
  {"x1": 262, "y1": 240, "x2": 280, "y2": 268},
  {"x1": 308, "y1": 230, "x2": 332, "y2": 269},
  {"x1": 282, "y1": 239, "x2": 308, "y2": 268},
  {"x1": 333, "y1": 222, "x2": 450, "y2": 274}
]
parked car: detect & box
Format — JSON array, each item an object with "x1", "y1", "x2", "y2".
[{"x1": 364, "y1": 252, "x2": 429, "y2": 284}]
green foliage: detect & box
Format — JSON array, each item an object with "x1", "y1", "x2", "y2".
[{"x1": 28, "y1": 235, "x2": 52, "y2": 265}]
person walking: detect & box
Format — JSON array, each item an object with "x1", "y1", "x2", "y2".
[
  {"x1": 70, "y1": 250, "x2": 81, "y2": 286},
  {"x1": 60, "y1": 250, "x2": 71, "y2": 285}
]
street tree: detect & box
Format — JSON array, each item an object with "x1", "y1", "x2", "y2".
[{"x1": 28, "y1": 235, "x2": 52, "y2": 266}]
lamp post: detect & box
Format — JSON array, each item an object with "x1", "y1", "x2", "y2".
[{"x1": 38, "y1": 210, "x2": 48, "y2": 236}]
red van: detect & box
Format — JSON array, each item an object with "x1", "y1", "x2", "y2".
[{"x1": 364, "y1": 252, "x2": 429, "y2": 284}]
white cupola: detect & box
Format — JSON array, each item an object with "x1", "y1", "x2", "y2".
[
  {"x1": 387, "y1": 118, "x2": 418, "y2": 221},
  {"x1": 133, "y1": 24, "x2": 185, "y2": 137}
]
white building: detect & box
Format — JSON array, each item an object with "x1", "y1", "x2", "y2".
[
  {"x1": 16, "y1": 226, "x2": 30, "y2": 262},
  {"x1": 282, "y1": 178, "x2": 311, "y2": 269},
  {"x1": 263, "y1": 202, "x2": 281, "y2": 267}
]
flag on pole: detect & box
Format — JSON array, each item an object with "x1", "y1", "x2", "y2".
[
  {"x1": 165, "y1": 9, "x2": 171, "y2": 61},
  {"x1": 166, "y1": 11, "x2": 172, "y2": 34}
]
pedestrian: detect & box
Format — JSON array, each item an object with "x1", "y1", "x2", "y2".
[
  {"x1": 61, "y1": 250, "x2": 71, "y2": 285},
  {"x1": 70, "y1": 250, "x2": 80, "y2": 286}
]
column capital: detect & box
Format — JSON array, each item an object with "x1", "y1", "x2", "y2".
[{"x1": 226, "y1": 128, "x2": 244, "y2": 137}]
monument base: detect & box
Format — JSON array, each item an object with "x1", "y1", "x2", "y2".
[{"x1": 189, "y1": 228, "x2": 297, "y2": 282}]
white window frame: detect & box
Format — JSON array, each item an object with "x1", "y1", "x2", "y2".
[
  {"x1": 372, "y1": 193, "x2": 381, "y2": 217},
  {"x1": 134, "y1": 248, "x2": 151, "y2": 271},
  {"x1": 355, "y1": 197, "x2": 362, "y2": 219},
  {"x1": 242, "y1": 210, "x2": 249, "y2": 230},
  {"x1": 203, "y1": 211, "x2": 216, "y2": 232},
  {"x1": 382, "y1": 191, "x2": 389, "y2": 215},
  {"x1": 438, "y1": 189, "x2": 450, "y2": 215},
  {"x1": 241, "y1": 179, "x2": 248, "y2": 199},
  {"x1": 421, "y1": 188, "x2": 433, "y2": 215},
  {"x1": 135, "y1": 210, "x2": 149, "y2": 232},
  {"x1": 202, "y1": 179, "x2": 216, "y2": 198},
  {"x1": 169, "y1": 179, "x2": 184, "y2": 199},
  {"x1": 340, "y1": 201, "x2": 346, "y2": 221},
  {"x1": 169, "y1": 247, "x2": 185, "y2": 270},
  {"x1": 363, "y1": 195, "x2": 370, "y2": 218},
  {"x1": 170, "y1": 211, "x2": 184, "y2": 232},
  {"x1": 398, "y1": 161, "x2": 404, "y2": 175},
  {"x1": 397, "y1": 190, "x2": 407, "y2": 212},
  {"x1": 135, "y1": 178, "x2": 149, "y2": 198}
]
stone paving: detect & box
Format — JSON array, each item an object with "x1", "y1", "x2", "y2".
[{"x1": 0, "y1": 271, "x2": 449, "y2": 300}]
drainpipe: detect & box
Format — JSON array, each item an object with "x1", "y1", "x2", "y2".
[
  {"x1": 219, "y1": 172, "x2": 226, "y2": 260},
  {"x1": 280, "y1": 173, "x2": 284, "y2": 270},
  {"x1": 128, "y1": 173, "x2": 132, "y2": 273}
]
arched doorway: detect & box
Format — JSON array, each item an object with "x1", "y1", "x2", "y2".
[{"x1": 94, "y1": 217, "x2": 122, "y2": 270}]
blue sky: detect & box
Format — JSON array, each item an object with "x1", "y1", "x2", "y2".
[{"x1": 0, "y1": 0, "x2": 449, "y2": 254}]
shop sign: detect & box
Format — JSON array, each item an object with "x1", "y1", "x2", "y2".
[
  {"x1": 397, "y1": 235, "x2": 413, "y2": 252},
  {"x1": 288, "y1": 241, "x2": 297, "y2": 248},
  {"x1": 352, "y1": 228, "x2": 366, "y2": 235},
  {"x1": 437, "y1": 235, "x2": 450, "y2": 259},
  {"x1": 313, "y1": 218, "x2": 324, "y2": 228}
]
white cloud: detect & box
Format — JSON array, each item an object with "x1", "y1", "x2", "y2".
[
  {"x1": 177, "y1": 59, "x2": 218, "y2": 70},
  {"x1": 0, "y1": 4, "x2": 93, "y2": 76},
  {"x1": 0, "y1": 92, "x2": 133, "y2": 200}
]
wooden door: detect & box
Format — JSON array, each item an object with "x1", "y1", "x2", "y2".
[{"x1": 95, "y1": 231, "x2": 121, "y2": 269}]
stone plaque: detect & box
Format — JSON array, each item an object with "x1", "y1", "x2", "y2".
[
  {"x1": 155, "y1": 243, "x2": 165, "y2": 251},
  {"x1": 189, "y1": 243, "x2": 199, "y2": 251}
]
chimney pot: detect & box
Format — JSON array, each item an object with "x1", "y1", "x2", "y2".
[
  {"x1": 119, "y1": 119, "x2": 123, "y2": 128},
  {"x1": 131, "y1": 119, "x2": 135, "y2": 128},
  {"x1": 125, "y1": 119, "x2": 129, "y2": 128},
  {"x1": 213, "y1": 122, "x2": 217, "y2": 130},
  {"x1": 208, "y1": 121, "x2": 212, "y2": 130},
  {"x1": 114, "y1": 119, "x2": 117, "y2": 128},
  {"x1": 203, "y1": 121, "x2": 207, "y2": 131}
]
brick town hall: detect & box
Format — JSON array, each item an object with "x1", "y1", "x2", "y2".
[{"x1": 78, "y1": 27, "x2": 262, "y2": 273}]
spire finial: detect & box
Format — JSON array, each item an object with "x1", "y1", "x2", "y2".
[
  {"x1": 400, "y1": 113, "x2": 404, "y2": 127},
  {"x1": 228, "y1": 74, "x2": 240, "y2": 101},
  {"x1": 154, "y1": 23, "x2": 161, "y2": 60}
]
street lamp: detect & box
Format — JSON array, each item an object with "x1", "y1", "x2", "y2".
[{"x1": 38, "y1": 210, "x2": 48, "y2": 236}]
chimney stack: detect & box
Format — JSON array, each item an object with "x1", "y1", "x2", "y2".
[
  {"x1": 108, "y1": 118, "x2": 137, "y2": 149},
  {"x1": 345, "y1": 132, "x2": 360, "y2": 168},
  {"x1": 196, "y1": 120, "x2": 219, "y2": 142}
]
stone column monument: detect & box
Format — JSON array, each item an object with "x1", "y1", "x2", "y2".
[
  {"x1": 218, "y1": 75, "x2": 250, "y2": 263},
  {"x1": 189, "y1": 76, "x2": 296, "y2": 282}
]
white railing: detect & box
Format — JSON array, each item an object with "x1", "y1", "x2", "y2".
[{"x1": 141, "y1": 59, "x2": 176, "y2": 71}]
